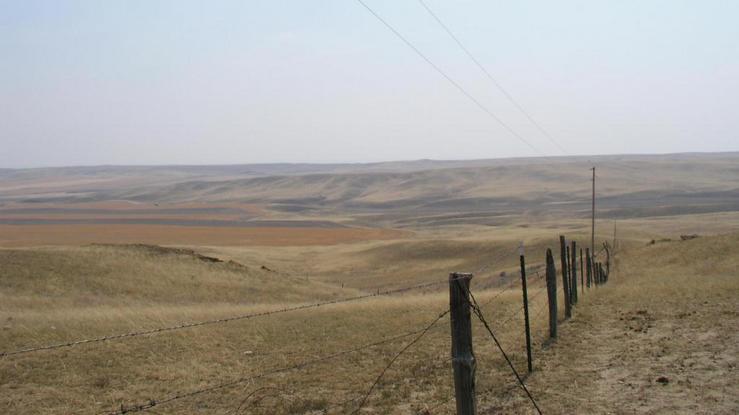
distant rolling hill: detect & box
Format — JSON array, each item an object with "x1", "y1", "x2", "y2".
[{"x1": 2, "y1": 152, "x2": 738, "y2": 226}]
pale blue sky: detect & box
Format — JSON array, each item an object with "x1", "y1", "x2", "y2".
[{"x1": 1, "y1": 0, "x2": 737, "y2": 167}]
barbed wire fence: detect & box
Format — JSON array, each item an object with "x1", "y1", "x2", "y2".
[{"x1": 1, "y1": 234, "x2": 613, "y2": 414}]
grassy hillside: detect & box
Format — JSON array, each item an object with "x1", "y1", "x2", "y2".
[
  {"x1": 3, "y1": 154, "x2": 738, "y2": 225},
  {"x1": 0, "y1": 244, "x2": 349, "y2": 310},
  {"x1": 1, "y1": 229, "x2": 736, "y2": 414},
  {"x1": 503, "y1": 233, "x2": 739, "y2": 414}
]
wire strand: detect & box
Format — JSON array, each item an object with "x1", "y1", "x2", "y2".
[
  {"x1": 464, "y1": 286, "x2": 544, "y2": 414},
  {"x1": 351, "y1": 309, "x2": 450, "y2": 414},
  {"x1": 417, "y1": 0, "x2": 567, "y2": 155},
  {"x1": 355, "y1": 0, "x2": 542, "y2": 154},
  {"x1": 97, "y1": 310, "x2": 450, "y2": 415},
  {"x1": 1, "y1": 279, "x2": 448, "y2": 358}
]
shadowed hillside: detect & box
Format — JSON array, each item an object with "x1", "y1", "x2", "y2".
[{"x1": 2, "y1": 153, "x2": 739, "y2": 229}]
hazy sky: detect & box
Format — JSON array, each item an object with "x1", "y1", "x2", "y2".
[{"x1": 1, "y1": 0, "x2": 738, "y2": 168}]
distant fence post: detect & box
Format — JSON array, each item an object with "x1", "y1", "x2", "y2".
[
  {"x1": 519, "y1": 243, "x2": 533, "y2": 373},
  {"x1": 602, "y1": 262, "x2": 607, "y2": 283},
  {"x1": 585, "y1": 248, "x2": 592, "y2": 288},
  {"x1": 545, "y1": 249, "x2": 558, "y2": 339},
  {"x1": 579, "y1": 248, "x2": 584, "y2": 294},
  {"x1": 570, "y1": 240, "x2": 578, "y2": 305},
  {"x1": 559, "y1": 236, "x2": 572, "y2": 318},
  {"x1": 449, "y1": 272, "x2": 476, "y2": 415}
]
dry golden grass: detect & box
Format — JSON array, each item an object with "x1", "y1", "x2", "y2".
[
  {"x1": 1, "y1": 214, "x2": 737, "y2": 414},
  {"x1": 500, "y1": 233, "x2": 739, "y2": 414},
  {"x1": 0, "y1": 234, "x2": 564, "y2": 414}
]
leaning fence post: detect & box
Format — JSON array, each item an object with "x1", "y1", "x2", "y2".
[
  {"x1": 559, "y1": 236, "x2": 571, "y2": 318},
  {"x1": 570, "y1": 241, "x2": 578, "y2": 305},
  {"x1": 449, "y1": 272, "x2": 476, "y2": 415},
  {"x1": 545, "y1": 249, "x2": 558, "y2": 339},
  {"x1": 519, "y1": 243, "x2": 533, "y2": 373},
  {"x1": 585, "y1": 248, "x2": 592, "y2": 288}
]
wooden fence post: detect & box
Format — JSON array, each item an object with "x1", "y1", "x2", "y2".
[
  {"x1": 585, "y1": 248, "x2": 592, "y2": 288},
  {"x1": 545, "y1": 249, "x2": 558, "y2": 339},
  {"x1": 579, "y1": 248, "x2": 584, "y2": 294},
  {"x1": 603, "y1": 242, "x2": 611, "y2": 279},
  {"x1": 519, "y1": 244, "x2": 533, "y2": 373},
  {"x1": 449, "y1": 272, "x2": 476, "y2": 415},
  {"x1": 602, "y1": 263, "x2": 607, "y2": 283},
  {"x1": 559, "y1": 236, "x2": 571, "y2": 318},
  {"x1": 570, "y1": 240, "x2": 578, "y2": 305}
]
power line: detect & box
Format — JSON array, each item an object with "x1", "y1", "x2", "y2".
[
  {"x1": 0, "y1": 279, "x2": 448, "y2": 358},
  {"x1": 417, "y1": 0, "x2": 568, "y2": 155},
  {"x1": 355, "y1": 0, "x2": 542, "y2": 155}
]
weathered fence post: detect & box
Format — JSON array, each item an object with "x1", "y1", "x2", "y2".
[
  {"x1": 579, "y1": 248, "x2": 584, "y2": 294},
  {"x1": 559, "y1": 236, "x2": 571, "y2": 318},
  {"x1": 585, "y1": 248, "x2": 592, "y2": 288},
  {"x1": 449, "y1": 272, "x2": 476, "y2": 415},
  {"x1": 545, "y1": 249, "x2": 558, "y2": 339},
  {"x1": 519, "y1": 243, "x2": 533, "y2": 373},
  {"x1": 602, "y1": 262, "x2": 607, "y2": 283},
  {"x1": 593, "y1": 261, "x2": 598, "y2": 285},
  {"x1": 604, "y1": 242, "x2": 611, "y2": 279},
  {"x1": 570, "y1": 240, "x2": 578, "y2": 305}
]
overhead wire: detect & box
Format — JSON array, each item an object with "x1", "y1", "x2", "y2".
[
  {"x1": 355, "y1": 0, "x2": 543, "y2": 154},
  {"x1": 417, "y1": 0, "x2": 567, "y2": 155}
]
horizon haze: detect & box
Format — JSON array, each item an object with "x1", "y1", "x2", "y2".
[{"x1": 2, "y1": 0, "x2": 738, "y2": 168}]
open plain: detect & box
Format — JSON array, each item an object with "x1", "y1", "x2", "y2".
[{"x1": 1, "y1": 153, "x2": 738, "y2": 414}]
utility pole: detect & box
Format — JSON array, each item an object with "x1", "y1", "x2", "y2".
[{"x1": 591, "y1": 167, "x2": 596, "y2": 258}]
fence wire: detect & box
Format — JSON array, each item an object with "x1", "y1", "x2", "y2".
[
  {"x1": 96, "y1": 308, "x2": 450, "y2": 415},
  {"x1": 2, "y1": 279, "x2": 450, "y2": 358}
]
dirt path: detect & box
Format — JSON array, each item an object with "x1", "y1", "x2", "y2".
[{"x1": 493, "y1": 237, "x2": 739, "y2": 414}]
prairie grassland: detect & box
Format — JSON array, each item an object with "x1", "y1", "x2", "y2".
[
  {"x1": 0, "y1": 224, "x2": 570, "y2": 415},
  {"x1": 501, "y1": 232, "x2": 739, "y2": 414},
  {"x1": 0, "y1": 278, "x2": 558, "y2": 414},
  {"x1": 1, "y1": 214, "x2": 738, "y2": 414}
]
